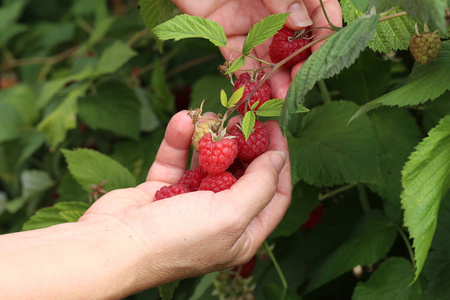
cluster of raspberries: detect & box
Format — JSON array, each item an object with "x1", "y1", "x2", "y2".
[{"x1": 154, "y1": 119, "x2": 271, "y2": 200}]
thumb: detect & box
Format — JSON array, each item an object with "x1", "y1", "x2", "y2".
[{"x1": 263, "y1": 0, "x2": 313, "y2": 29}]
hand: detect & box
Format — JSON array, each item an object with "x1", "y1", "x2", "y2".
[
  {"x1": 172, "y1": 0, "x2": 342, "y2": 99},
  {"x1": 79, "y1": 110, "x2": 292, "y2": 291}
]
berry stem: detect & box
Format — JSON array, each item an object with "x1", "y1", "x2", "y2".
[
  {"x1": 356, "y1": 184, "x2": 371, "y2": 212},
  {"x1": 263, "y1": 241, "x2": 288, "y2": 290},
  {"x1": 379, "y1": 11, "x2": 407, "y2": 22},
  {"x1": 395, "y1": 224, "x2": 416, "y2": 269},
  {"x1": 318, "y1": 183, "x2": 357, "y2": 201},
  {"x1": 318, "y1": 79, "x2": 331, "y2": 104},
  {"x1": 319, "y1": 0, "x2": 341, "y2": 31}
]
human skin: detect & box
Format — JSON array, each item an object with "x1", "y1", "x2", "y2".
[
  {"x1": 0, "y1": 111, "x2": 291, "y2": 299},
  {"x1": 172, "y1": 0, "x2": 342, "y2": 99}
]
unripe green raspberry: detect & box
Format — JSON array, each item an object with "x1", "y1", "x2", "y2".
[
  {"x1": 191, "y1": 119, "x2": 219, "y2": 150},
  {"x1": 410, "y1": 32, "x2": 442, "y2": 65}
]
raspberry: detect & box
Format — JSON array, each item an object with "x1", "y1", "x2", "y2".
[
  {"x1": 233, "y1": 73, "x2": 271, "y2": 116},
  {"x1": 192, "y1": 119, "x2": 219, "y2": 151},
  {"x1": 269, "y1": 27, "x2": 312, "y2": 67},
  {"x1": 154, "y1": 184, "x2": 190, "y2": 201},
  {"x1": 199, "y1": 172, "x2": 237, "y2": 192},
  {"x1": 232, "y1": 256, "x2": 257, "y2": 278},
  {"x1": 226, "y1": 158, "x2": 246, "y2": 179},
  {"x1": 301, "y1": 204, "x2": 324, "y2": 229},
  {"x1": 178, "y1": 166, "x2": 207, "y2": 191},
  {"x1": 198, "y1": 133, "x2": 238, "y2": 174},
  {"x1": 410, "y1": 32, "x2": 442, "y2": 65},
  {"x1": 228, "y1": 120, "x2": 270, "y2": 163}
]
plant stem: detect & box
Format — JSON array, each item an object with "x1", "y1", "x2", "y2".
[
  {"x1": 319, "y1": 0, "x2": 340, "y2": 31},
  {"x1": 356, "y1": 184, "x2": 371, "y2": 212},
  {"x1": 395, "y1": 225, "x2": 416, "y2": 269},
  {"x1": 318, "y1": 79, "x2": 331, "y2": 104},
  {"x1": 379, "y1": 11, "x2": 407, "y2": 22},
  {"x1": 318, "y1": 183, "x2": 357, "y2": 201},
  {"x1": 264, "y1": 241, "x2": 288, "y2": 290}
]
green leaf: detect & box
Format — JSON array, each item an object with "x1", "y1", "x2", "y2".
[
  {"x1": 0, "y1": 84, "x2": 38, "y2": 125},
  {"x1": 226, "y1": 56, "x2": 246, "y2": 74},
  {"x1": 296, "y1": 104, "x2": 310, "y2": 113},
  {"x1": 396, "y1": 0, "x2": 447, "y2": 32},
  {"x1": 0, "y1": 0, "x2": 27, "y2": 45},
  {"x1": 188, "y1": 272, "x2": 218, "y2": 300},
  {"x1": 220, "y1": 89, "x2": 228, "y2": 108},
  {"x1": 152, "y1": 14, "x2": 227, "y2": 47},
  {"x1": 96, "y1": 40, "x2": 137, "y2": 75},
  {"x1": 422, "y1": 248, "x2": 450, "y2": 300},
  {"x1": 264, "y1": 284, "x2": 303, "y2": 300},
  {"x1": 256, "y1": 99, "x2": 285, "y2": 117},
  {"x1": 242, "y1": 13, "x2": 289, "y2": 55},
  {"x1": 352, "y1": 257, "x2": 421, "y2": 300},
  {"x1": 150, "y1": 59, "x2": 175, "y2": 122},
  {"x1": 0, "y1": 101, "x2": 22, "y2": 143},
  {"x1": 350, "y1": 40, "x2": 450, "y2": 121},
  {"x1": 341, "y1": 1, "x2": 416, "y2": 53},
  {"x1": 228, "y1": 85, "x2": 245, "y2": 108},
  {"x1": 242, "y1": 111, "x2": 256, "y2": 141},
  {"x1": 62, "y1": 148, "x2": 136, "y2": 193},
  {"x1": 38, "y1": 85, "x2": 88, "y2": 148},
  {"x1": 138, "y1": 0, "x2": 174, "y2": 31},
  {"x1": 190, "y1": 75, "x2": 233, "y2": 115},
  {"x1": 158, "y1": 280, "x2": 180, "y2": 300},
  {"x1": 401, "y1": 115, "x2": 450, "y2": 281},
  {"x1": 22, "y1": 201, "x2": 90, "y2": 231},
  {"x1": 422, "y1": 91, "x2": 450, "y2": 132},
  {"x1": 79, "y1": 83, "x2": 141, "y2": 139},
  {"x1": 134, "y1": 86, "x2": 161, "y2": 132},
  {"x1": 282, "y1": 14, "x2": 379, "y2": 131},
  {"x1": 305, "y1": 210, "x2": 397, "y2": 293},
  {"x1": 288, "y1": 101, "x2": 380, "y2": 187},
  {"x1": 367, "y1": 108, "x2": 421, "y2": 206}
]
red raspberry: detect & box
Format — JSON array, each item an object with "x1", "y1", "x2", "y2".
[
  {"x1": 154, "y1": 185, "x2": 190, "y2": 201},
  {"x1": 269, "y1": 27, "x2": 312, "y2": 67},
  {"x1": 226, "y1": 158, "x2": 246, "y2": 179},
  {"x1": 228, "y1": 120, "x2": 270, "y2": 163},
  {"x1": 232, "y1": 256, "x2": 257, "y2": 278},
  {"x1": 301, "y1": 204, "x2": 324, "y2": 229},
  {"x1": 178, "y1": 166, "x2": 207, "y2": 191},
  {"x1": 199, "y1": 172, "x2": 237, "y2": 193},
  {"x1": 198, "y1": 133, "x2": 238, "y2": 174},
  {"x1": 233, "y1": 73, "x2": 271, "y2": 116}
]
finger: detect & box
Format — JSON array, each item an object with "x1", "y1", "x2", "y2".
[
  {"x1": 146, "y1": 111, "x2": 194, "y2": 183},
  {"x1": 263, "y1": 0, "x2": 313, "y2": 29}
]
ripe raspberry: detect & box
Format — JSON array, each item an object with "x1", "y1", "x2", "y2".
[
  {"x1": 232, "y1": 256, "x2": 257, "y2": 279},
  {"x1": 226, "y1": 158, "x2": 246, "y2": 179},
  {"x1": 269, "y1": 27, "x2": 312, "y2": 67},
  {"x1": 410, "y1": 32, "x2": 442, "y2": 65},
  {"x1": 154, "y1": 184, "x2": 190, "y2": 201},
  {"x1": 198, "y1": 133, "x2": 238, "y2": 174},
  {"x1": 233, "y1": 73, "x2": 271, "y2": 116},
  {"x1": 178, "y1": 166, "x2": 207, "y2": 191},
  {"x1": 301, "y1": 204, "x2": 324, "y2": 229},
  {"x1": 192, "y1": 119, "x2": 219, "y2": 151},
  {"x1": 199, "y1": 172, "x2": 237, "y2": 192},
  {"x1": 228, "y1": 120, "x2": 270, "y2": 163}
]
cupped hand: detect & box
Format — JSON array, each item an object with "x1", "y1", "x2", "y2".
[
  {"x1": 172, "y1": 0, "x2": 342, "y2": 99},
  {"x1": 78, "y1": 110, "x2": 291, "y2": 288}
]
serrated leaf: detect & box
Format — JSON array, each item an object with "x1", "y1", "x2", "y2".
[
  {"x1": 38, "y1": 85, "x2": 88, "y2": 148},
  {"x1": 22, "y1": 201, "x2": 90, "y2": 231},
  {"x1": 96, "y1": 40, "x2": 137, "y2": 75},
  {"x1": 152, "y1": 14, "x2": 227, "y2": 47},
  {"x1": 159, "y1": 280, "x2": 180, "y2": 300},
  {"x1": 281, "y1": 15, "x2": 379, "y2": 131},
  {"x1": 61, "y1": 148, "x2": 136, "y2": 193},
  {"x1": 341, "y1": 1, "x2": 416, "y2": 53},
  {"x1": 220, "y1": 89, "x2": 228, "y2": 107},
  {"x1": 138, "y1": 0, "x2": 174, "y2": 30},
  {"x1": 396, "y1": 0, "x2": 447, "y2": 32},
  {"x1": 350, "y1": 41, "x2": 450, "y2": 122},
  {"x1": 242, "y1": 111, "x2": 256, "y2": 141},
  {"x1": 226, "y1": 56, "x2": 246, "y2": 74},
  {"x1": 289, "y1": 101, "x2": 380, "y2": 187},
  {"x1": 296, "y1": 104, "x2": 310, "y2": 113},
  {"x1": 352, "y1": 257, "x2": 421, "y2": 300},
  {"x1": 228, "y1": 86, "x2": 245, "y2": 108},
  {"x1": 79, "y1": 83, "x2": 141, "y2": 139},
  {"x1": 305, "y1": 210, "x2": 397, "y2": 293},
  {"x1": 242, "y1": 13, "x2": 289, "y2": 55},
  {"x1": 401, "y1": 115, "x2": 450, "y2": 281},
  {"x1": 256, "y1": 99, "x2": 284, "y2": 117}
]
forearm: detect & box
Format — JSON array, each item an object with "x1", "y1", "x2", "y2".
[{"x1": 0, "y1": 220, "x2": 154, "y2": 299}]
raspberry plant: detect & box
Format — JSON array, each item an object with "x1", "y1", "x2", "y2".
[{"x1": 0, "y1": 0, "x2": 449, "y2": 299}]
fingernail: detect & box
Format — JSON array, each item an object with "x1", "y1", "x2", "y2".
[
  {"x1": 288, "y1": 2, "x2": 313, "y2": 28},
  {"x1": 271, "y1": 151, "x2": 286, "y2": 173}
]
